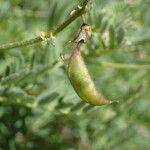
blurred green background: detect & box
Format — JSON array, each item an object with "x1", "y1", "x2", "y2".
[{"x1": 0, "y1": 0, "x2": 150, "y2": 149}]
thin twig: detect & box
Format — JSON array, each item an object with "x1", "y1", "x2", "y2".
[
  {"x1": 0, "y1": 37, "x2": 42, "y2": 51},
  {"x1": 101, "y1": 62, "x2": 150, "y2": 70},
  {"x1": 0, "y1": 0, "x2": 89, "y2": 51}
]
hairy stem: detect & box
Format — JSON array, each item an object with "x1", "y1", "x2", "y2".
[{"x1": 0, "y1": 0, "x2": 89, "y2": 51}]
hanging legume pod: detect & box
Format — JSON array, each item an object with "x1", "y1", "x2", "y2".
[{"x1": 67, "y1": 43, "x2": 112, "y2": 106}]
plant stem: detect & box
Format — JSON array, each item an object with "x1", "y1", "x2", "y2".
[
  {"x1": 0, "y1": 37, "x2": 42, "y2": 51},
  {"x1": 101, "y1": 62, "x2": 150, "y2": 70},
  {"x1": 0, "y1": 0, "x2": 89, "y2": 51}
]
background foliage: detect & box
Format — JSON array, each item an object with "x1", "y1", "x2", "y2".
[{"x1": 0, "y1": 0, "x2": 150, "y2": 149}]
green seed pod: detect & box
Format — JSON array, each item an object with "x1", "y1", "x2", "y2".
[{"x1": 68, "y1": 44, "x2": 112, "y2": 106}]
